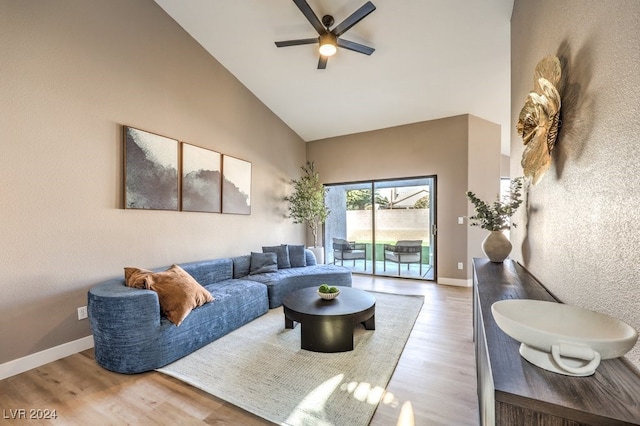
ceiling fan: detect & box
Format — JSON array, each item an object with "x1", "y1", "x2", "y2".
[{"x1": 275, "y1": 0, "x2": 376, "y2": 69}]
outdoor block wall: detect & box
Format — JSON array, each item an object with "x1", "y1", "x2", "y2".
[{"x1": 346, "y1": 210, "x2": 430, "y2": 243}]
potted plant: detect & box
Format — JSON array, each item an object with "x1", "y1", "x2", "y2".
[
  {"x1": 466, "y1": 177, "x2": 524, "y2": 262},
  {"x1": 285, "y1": 161, "x2": 330, "y2": 263}
]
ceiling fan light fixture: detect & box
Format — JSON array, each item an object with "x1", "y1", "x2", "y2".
[
  {"x1": 318, "y1": 33, "x2": 337, "y2": 57},
  {"x1": 274, "y1": 1, "x2": 376, "y2": 68}
]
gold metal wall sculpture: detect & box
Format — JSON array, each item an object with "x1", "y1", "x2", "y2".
[{"x1": 517, "y1": 56, "x2": 562, "y2": 185}]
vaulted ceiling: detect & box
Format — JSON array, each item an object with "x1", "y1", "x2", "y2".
[{"x1": 155, "y1": 0, "x2": 514, "y2": 154}]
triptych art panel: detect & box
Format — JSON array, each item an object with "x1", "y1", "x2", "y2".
[
  {"x1": 124, "y1": 127, "x2": 179, "y2": 210},
  {"x1": 222, "y1": 155, "x2": 251, "y2": 215},
  {"x1": 123, "y1": 126, "x2": 250, "y2": 214},
  {"x1": 181, "y1": 143, "x2": 221, "y2": 213}
]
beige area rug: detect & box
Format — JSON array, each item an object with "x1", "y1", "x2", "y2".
[{"x1": 157, "y1": 292, "x2": 424, "y2": 426}]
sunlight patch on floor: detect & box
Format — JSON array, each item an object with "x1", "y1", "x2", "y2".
[
  {"x1": 286, "y1": 376, "x2": 400, "y2": 425},
  {"x1": 376, "y1": 390, "x2": 416, "y2": 426},
  {"x1": 285, "y1": 374, "x2": 344, "y2": 426},
  {"x1": 397, "y1": 401, "x2": 415, "y2": 426},
  {"x1": 340, "y1": 381, "x2": 385, "y2": 404}
]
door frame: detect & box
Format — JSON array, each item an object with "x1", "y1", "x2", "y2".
[{"x1": 324, "y1": 175, "x2": 437, "y2": 281}]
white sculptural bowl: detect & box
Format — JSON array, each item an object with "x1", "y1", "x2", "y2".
[{"x1": 491, "y1": 299, "x2": 638, "y2": 376}]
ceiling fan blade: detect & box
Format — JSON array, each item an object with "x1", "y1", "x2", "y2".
[
  {"x1": 275, "y1": 38, "x2": 318, "y2": 48},
  {"x1": 293, "y1": 0, "x2": 326, "y2": 35},
  {"x1": 318, "y1": 55, "x2": 328, "y2": 69},
  {"x1": 337, "y1": 38, "x2": 375, "y2": 55},
  {"x1": 332, "y1": 1, "x2": 376, "y2": 37}
]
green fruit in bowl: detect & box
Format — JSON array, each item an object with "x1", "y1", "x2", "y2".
[
  {"x1": 318, "y1": 284, "x2": 330, "y2": 293},
  {"x1": 329, "y1": 286, "x2": 339, "y2": 293}
]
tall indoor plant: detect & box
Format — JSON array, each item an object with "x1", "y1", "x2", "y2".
[
  {"x1": 466, "y1": 177, "x2": 524, "y2": 262},
  {"x1": 285, "y1": 161, "x2": 330, "y2": 262}
]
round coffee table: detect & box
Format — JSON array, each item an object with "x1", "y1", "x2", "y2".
[{"x1": 282, "y1": 286, "x2": 376, "y2": 353}]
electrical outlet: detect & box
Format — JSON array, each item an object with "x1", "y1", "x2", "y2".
[
  {"x1": 458, "y1": 216, "x2": 464, "y2": 225},
  {"x1": 457, "y1": 262, "x2": 464, "y2": 270},
  {"x1": 77, "y1": 306, "x2": 88, "y2": 320}
]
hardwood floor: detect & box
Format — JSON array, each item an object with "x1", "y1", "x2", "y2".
[{"x1": 0, "y1": 276, "x2": 478, "y2": 425}]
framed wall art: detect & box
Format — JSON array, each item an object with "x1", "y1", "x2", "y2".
[
  {"x1": 222, "y1": 155, "x2": 251, "y2": 215},
  {"x1": 124, "y1": 126, "x2": 179, "y2": 210},
  {"x1": 181, "y1": 143, "x2": 221, "y2": 213}
]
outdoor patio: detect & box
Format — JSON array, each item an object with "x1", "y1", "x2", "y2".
[{"x1": 329, "y1": 257, "x2": 435, "y2": 281}]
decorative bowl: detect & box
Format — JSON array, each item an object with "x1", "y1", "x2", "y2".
[
  {"x1": 318, "y1": 289, "x2": 340, "y2": 300},
  {"x1": 491, "y1": 299, "x2": 638, "y2": 376}
]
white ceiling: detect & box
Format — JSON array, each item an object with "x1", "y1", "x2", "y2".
[{"x1": 154, "y1": 0, "x2": 514, "y2": 154}]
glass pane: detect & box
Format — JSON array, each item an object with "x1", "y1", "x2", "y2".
[
  {"x1": 325, "y1": 183, "x2": 373, "y2": 274},
  {"x1": 374, "y1": 178, "x2": 434, "y2": 280}
]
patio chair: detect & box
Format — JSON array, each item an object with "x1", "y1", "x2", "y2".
[
  {"x1": 384, "y1": 240, "x2": 423, "y2": 275},
  {"x1": 332, "y1": 238, "x2": 367, "y2": 269}
]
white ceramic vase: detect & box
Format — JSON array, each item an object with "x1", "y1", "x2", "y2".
[
  {"x1": 309, "y1": 246, "x2": 325, "y2": 264},
  {"x1": 482, "y1": 230, "x2": 512, "y2": 263}
]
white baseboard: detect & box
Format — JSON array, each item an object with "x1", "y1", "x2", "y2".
[
  {"x1": 438, "y1": 277, "x2": 472, "y2": 287},
  {"x1": 0, "y1": 336, "x2": 94, "y2": 380}
]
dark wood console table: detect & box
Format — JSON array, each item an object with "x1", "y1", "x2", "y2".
[{"x1": 473, "y1": 258, "x2": 640, "y2": 425}]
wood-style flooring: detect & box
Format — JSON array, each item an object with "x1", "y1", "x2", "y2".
[{"x1": 0, "y1": 276, "x2": 479, "y2": 425}]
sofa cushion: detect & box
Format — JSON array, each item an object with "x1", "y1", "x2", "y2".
[
  {"x1": 250, "y1": 252, "x2": 278, "y2": 275},
  {"x1": 262, "y1": 245, "x2": 291, "y2": 269},
  {"x1": 124, "y1": 264, "x2": 214, "y2": 326},
  {"x1": 179, "y1": 258, "x2": 233, "y2": 285},
  {"x1": 288, "y1": 244, "x2": 307, "y2": 267},
  {"x1": 305, "y1": 249, "x2": 317, "y2": 266},
  {"x1": 246, "y1": 264, "x2": 352, "y2": 308},
  {"x1": 231, "y1": 255, "x2": 251, "y2": 278}
]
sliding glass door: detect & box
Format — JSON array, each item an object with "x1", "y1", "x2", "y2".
[
  {"x1": 324, "y1": 176, "x2": 436, "y2": 281},
  {"x1": 325, "y1": 182, "x2": 373, "y2": 273}
]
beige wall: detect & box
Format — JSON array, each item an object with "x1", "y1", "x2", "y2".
[
  {"x1": 307, "y1": 114, "x2": 501, "y2": 283},
  {"x1": 510, "y1": 0, "x2": 640, "y2": 369},
  {"x1": 467, "y1": 115, "x2": 503, "y2": 265},
  {"x1": 501, "y1": 155, "x2": 510, "y2": 177},
  {"x1": 0, "y1": 0, "x2": 306, "y2": 364}
]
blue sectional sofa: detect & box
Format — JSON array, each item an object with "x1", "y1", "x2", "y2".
[
  {"x1": 231, "y1": 251, "x2": 353, "y2": 308},
  {"x1": 88, "y1": 249, "x2": 351, "y2": 374}
]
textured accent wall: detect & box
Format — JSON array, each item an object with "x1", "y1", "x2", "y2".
[
  {"x1": 0, "y1": 0, "x2": 305, "y2": 364},
  {"x1": 510, "y1": 0, "x2": 640, "y2": 369}
]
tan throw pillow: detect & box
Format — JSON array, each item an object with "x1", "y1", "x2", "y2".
[
  {"x1": 124, "y1": 264, "x2": 214, "y2": 326},
  {"x1": 124, "y1": 266, "x2": 151, "y2": 289}
]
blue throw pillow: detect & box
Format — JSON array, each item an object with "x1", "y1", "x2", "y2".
[
  {"x1": 231, "y1": 255, "x2": 251, "y2": 278},
  {"x1": 288, "y1": 244, "x2": 307, "y2": 267},
  {"x1": 250, "y1": 252, "x2": 278, "y2": 275},
  {"x1": 262, "y1": 245, "x2": 291, "y2": 269}
]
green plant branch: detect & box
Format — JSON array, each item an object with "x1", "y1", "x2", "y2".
[
  {"x1": 284, "y1": 161, "x2": 330, "y2": 247},
  {"x1": 466, "y1": 177, "x2": 524, "y2": 231}
]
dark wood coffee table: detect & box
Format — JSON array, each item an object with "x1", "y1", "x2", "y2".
[{"x1": 282, "y1": 286, "x2": 376, "y2": 353}]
